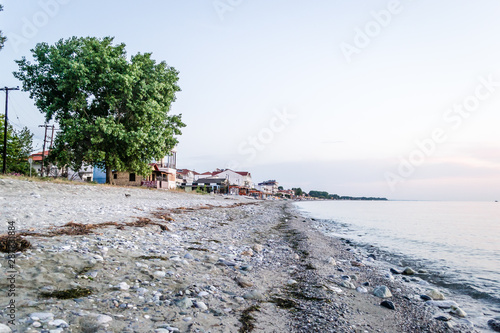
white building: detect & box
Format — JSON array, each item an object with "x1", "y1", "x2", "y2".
[{"x1": 212, "y1": 169, "x2": 253, "y2": 188}]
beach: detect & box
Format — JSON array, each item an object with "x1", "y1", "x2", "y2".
[{"x1": 0, "y1": 178, "x2": 478, "y2": 332}]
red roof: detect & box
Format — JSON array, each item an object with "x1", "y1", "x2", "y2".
[
  {"x1": 235, "y1": 171, "x2": 250, "y2": 176},
  {"x1": 30, "y1": 151, "x2": 50, "y2": 162}
]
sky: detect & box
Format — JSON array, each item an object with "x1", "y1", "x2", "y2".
[{"x1": 0, "y1": 0, "x2": 499, "y2": 201}]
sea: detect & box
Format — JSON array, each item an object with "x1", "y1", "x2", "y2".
[{"x1": 294, "y1": 200, "x2": 500, "y2": 330}]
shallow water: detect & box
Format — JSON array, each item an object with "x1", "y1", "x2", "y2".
[{"x1": 295, "y1": 200, "x2": 500, "y2": 319}]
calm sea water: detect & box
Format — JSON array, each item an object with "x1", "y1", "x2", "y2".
[{"x1": 294, "y1": 200, "x2": 500, "y2": 319}]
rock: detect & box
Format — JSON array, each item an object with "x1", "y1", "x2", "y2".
[
  {"x1": 356, "y1": 286, "x2": 368, "y2": 293},
  {"x1": 351, "y1": 261, "x2": 364, "y2": 267},
  {"x1": 368, "y1": 254, "x2": 377, "y2": 260},
  {"x1": 175, "y1": 297, "x2": 193, "y2": 309},
  {"x1": 155, "y1": 329, "x2": 170, "y2": 333},
  {"x1": 236, "y1": 276, "x2": 253, "y2": 288},
  {"x1": 95, "y1": 314, "x2": 113, "y2": 325},
  {"x1": 488, "y1": 319, "x2": 500, "y2": 332},
  {"x1": 30, "y1": 312, "x2": 54, "y2": 322},
  {"x1": 287, "y1": 279, "x2": 298, "y2": 285},
  {"x1": 49, "y1": 319, "x2": 68, "y2": 327},
  {"x1": 153, "y1": 271, "x2": 166, "y2": 278},
  {"x1": 32, "y1": 322, "x2": 42, "y2": 328},
  {"x1": 252, "y1": 244, "x2": 263, "y2": 253},
  {"x1": 184, "y1": 253, "x2": 194, "y2": 260},
  {"x1": 420, "y1": 294, "x2": 432, "y2": 301},
  {"x1": 435, "y1": 315, "x2": 451, "y2": 321},
  {"x1": 198, "y1": 291, "x2": 209, "y2": 297},
  {"x1": 240, "y1": 249, "x2": 253, "y2": 256},
  {"x1": 425, "y1": 300, "x2": 459, "y2": 308},
  {"x1": 402, "y1": 267, "x2": 416, "y2": 275},
  {"x1": 450, "y1": 305, "x2": 467, "y2": 318},
  {"x1": 327, "y1": 257, "x2": 336, "y2": 265},
  {"x1": 0, "y1": 324, "x2": 11, "y2": 333},
  {"x1": 115, "y1": 282, "x2": 130, "y2": 290},
  {"x1": 373, "y1": 285, "x2": 392, "y2": 298},
  {"x1": 195, "y1": 301, "x2": 208, "y2": 311},
  {"x1": 426, "y1": 288, "x2": 445, "y2": 300},
  {"x1": 390, "y1": 268, "x2": 401, "y2": 275},
  {"x1": 339, "y1": 280, "x2": 356, "y2": 289},
  {"x1": 380, "y1": 300, "x2": 395, "y2": 310},
  {"x1": 243, "y1": 290, "x2": 264, "y2": 300}
]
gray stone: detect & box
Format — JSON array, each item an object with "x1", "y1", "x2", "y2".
[
  {"x1": 49, "y1": 319, "x2": 68, "y2": 327},
  {"x1": 184, "y1": 253, "x2": 194, "y2": 260},
  {"x1": 402, "y1": 267, "x2": 416, "y2": 275},
  {"x1": 339, "y1": 280, "x2": 356, "y2": 289},
  {"x1": 115, "y1": 282, "x2": 130, "y2": 290},
  {"x1": 195, "y1": 301, "x2": 208, "y2": 311},
  {"x1": 95, "y1": 314, "x2": 113, "y2": 325},
  {"x1": 373, "y1": 285, "x2": 392, "y2": 298},
  {"x1": 175, "y1": 297, "x2": 193, "y2": 309},
  {"x1": 236, "y1": 276, "x2": 253, "y2": 288},
  {"x1": 0, "y1": 324, "x2": 11, "y2": 333},
  {"x1": 426, "y1": 288, "x2": 445, "y2": 300},
  {"x1": 435, "y1": 315, "x2": 451, "y2": 321},
  {"x1": 380, "y1": 300, "x2": 395, "y2": 310},
  {"x1": 450, "y1": 305, "x2": 467, "y2": 318},
  {"x1": 30, "y1": 312, "x2": 54, "y2": 322},
  {"x1": 356, "y1": 286, "x2": 368, "y2": 293},
  {"x1": 243, "y1": 290, "x2": 264, "y2": 300}
]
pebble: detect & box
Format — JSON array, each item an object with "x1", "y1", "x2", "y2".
[
  {"x1": 95, "y1": 314, "x2": 113, "y2": 325},
  {"x1": 252, "y1": 244, "x2": 263, "y2": 253},
  {"x1": 0, "y1": 324, "x2": 11, "y2": 333},
  {"x1": 420, "y1": 295, "x2": 432, "y2": 301},
  {"x1": 30, "y1": 312, "x2": 54, "y2": 322},
  {"x1": 198, "y1": 291, "x2": 209, "y2": 297},
  {"x1": 402, "y1": 267, "x2": 415, "y2": 275},
  {"x1": 390, "y1": 268, "x2": 401, "y2": 275},
  {"x1": 184, "y1": 253, "x2": 194, "y2": 260},
  {"x1": 242, "y1": 290, "x2": 264, "y2": 300},
  {"x1": 373, "y1": 285, "x2": 392, "y2": 298},
  {"x1": 426, "y1": 288, "x2": 445, "y2": 300},
  {"x1": 236, "y1": 276, "x2": 254, "y2": 288},
  {"x1": 435, "y1": 315, "x2": 451, "y2": 321},
  {"x1": 195, "y1": 301, "x2": 208, "y2": 310},
  {"x1": 450, "y1": 305, "x2": 467, "y2": 318},
  {"x1": 175, "y1": 297, "x2": 193, "y2": 309},
  {"x1": 49, "y1": 319, "x2": 68, "y2": 327},
  {"x1": 154, "y1": 271, "x2": 166, "y2": 278},
  {"x1": 356, "y1": 286, "x2": 368, "y2": 293},
  {"x1": 339, "y1": 280, "x2": 356, "y2": 289},
  {"x1": 116, "y1": 282, "x2": 130, "y2": 290},
  {"x1": 380, "y1": 300, "x2": 395, "y2": 310},
  {"x1": 327, "y1": 257, "x2": 336, "y2": 265}
]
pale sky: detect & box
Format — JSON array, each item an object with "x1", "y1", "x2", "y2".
[{"x1": 1, "y1": 0, "x2": 499, "y2": 200}]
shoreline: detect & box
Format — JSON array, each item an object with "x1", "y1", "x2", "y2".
[{"x1": 0, "y1": 179, "x2": 479, "y2": 332}]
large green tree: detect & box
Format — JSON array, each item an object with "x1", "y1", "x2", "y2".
[
  {"x1": 14, "y1": 36, "x2": 185, "y2": 183},
  {"x1": 0, "y1": 4, "x2": 6, "y2": 50},
  {"x1": 0, "y1": 115, "x2": 33, "y2": 174}
]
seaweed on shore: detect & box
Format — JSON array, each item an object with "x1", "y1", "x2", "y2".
[
  {"x1": 0, "y1": 235, "x2": 31, "y2": 252},
  {"x1": 40, "y1": 287, "x2": 92, "y2": 299},
  {"x1": 239, "y1": 305, "x2": 260, "y2": 333}
]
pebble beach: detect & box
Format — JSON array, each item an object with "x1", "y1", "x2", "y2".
[{"x1": 0, "y1": 178, "x2": 485, "y2": 332}]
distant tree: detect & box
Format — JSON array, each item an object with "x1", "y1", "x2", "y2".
[
  {"x1": 278, "y1": 186, "x2": 284, "y2": 191},
  {"x1": 0, "y1": 4, "x2": 6, "y2": 50},
  {"x1": 14, "y1": 36, "x2": 185, "y2": 184},
  {"x1": 0, "y1": 115, "x2": 33, "y2": 174},
  {"x1": 309, "y1": 190, "x2": 330, "y2": 199},
  {"x1": 292, "y1": 187, "x2": 303, "y2": 196}
]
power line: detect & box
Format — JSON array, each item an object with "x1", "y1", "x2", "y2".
[{"x1": 1, "y1": 86, "x2": 20, "y2": 174}]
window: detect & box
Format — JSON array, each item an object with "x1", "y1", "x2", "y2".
[
  {"x1": 129, "y1": 173, "x2": 136, "y2": 182},
  {"x1": 113, "y1": 173, "x2": 117, "y2": 179}
]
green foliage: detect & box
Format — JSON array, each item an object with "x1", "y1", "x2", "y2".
[
  {"x1": 278, "y1": 186, "x2": 284, "y2": 190},
  {"x1": 0, "y1": 4, "x2": 6, "y2": 50},
  {"x1": 0, "y1": 115, "x2": 33, "y2": 174},
  {"x1": 308, "y1": 190, "x2": 330, "y2": 199},
  {"x1": 292, "y1": 187, "x2": 303, "y2": 196},
  {"x1": 14, "y1": 36, "x2": 185, "y2": 183}
]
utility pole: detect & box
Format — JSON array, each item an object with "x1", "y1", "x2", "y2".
[
  {"x1": 1, "y1": 86, "x2": 20, "y2": 174},
  {"x1": 38, "y1": 124, "x2": 55, "y2": 177}
]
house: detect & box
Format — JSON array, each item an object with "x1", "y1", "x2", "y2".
[
  {"x1": 29, "y1": 151, "x2": 90, "y2": 180},
  {"x1": 257, "y1": 180, "x2": 279, "y2": 195},
  {"x1": 29, "y1": 151, "x2": 49, "y2": 176},
  {"x1": 192, "y1": 177, "x2": 227, "y2": 193},
  {"x1": 176, "y1": 169, "x2": 199, "y2": 187},
  {"x1": 212, "y1": 169, "x2": 253, "y2": 189}
]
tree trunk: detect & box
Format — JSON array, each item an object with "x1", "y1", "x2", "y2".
[{"x1": 105, "y1": 163, "x2": 113, "y2": 185}]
